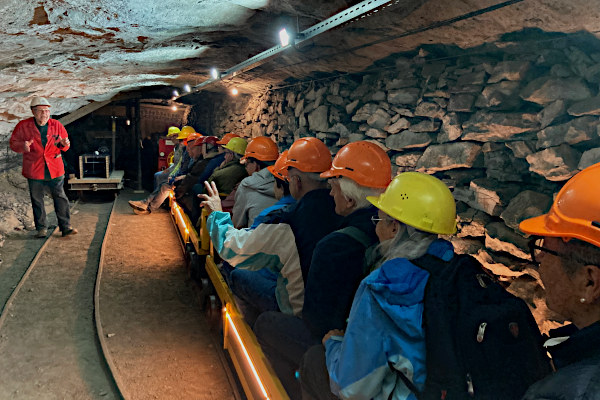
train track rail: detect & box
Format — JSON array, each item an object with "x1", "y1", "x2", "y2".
[{"x1": 0, "y1": 198, "x2": 123, "y2": 399}]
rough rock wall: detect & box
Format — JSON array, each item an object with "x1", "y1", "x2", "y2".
[{"x1": 194, "y1": 31, "x2": 600, "y2": 332}]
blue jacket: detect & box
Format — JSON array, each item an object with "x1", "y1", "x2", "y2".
[
  {"x1": 325, "y1": 239, "x2": 454, "y2": 400},
  {"x1": 250, "y1": 195, "x2": 296, "y2": 229},
  {"x1": 207, "y1": 188, "x2": 342, "y2": 316},
  {"x1": 522, "y1": 321, "x2": 600, "y2": 400},
  {"x1": 196, "y1": 152, "x2": 226, "y2": 190},
  {"x1": 303, "y1": 206, "x2": 379, "y2": 339}
]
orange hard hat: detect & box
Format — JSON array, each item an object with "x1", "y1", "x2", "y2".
[
  {"x1": 184, "y1": 132, "x2": 202, "y2": 145},
  {"x1": 267, "y1": 150, "x2": 289, "y2": 180},
  {"x1": 217, "y1": 133, "x2": 241, "y2": 145},
  {"x1": 284, "y1": 137, "x2": 332, "y2": 173},
  {"x1": 520, "y1": 162, "x2": 600, "y2": 247},
  {"x1": 242, "y1": 136, "x2": 279, "y2": 162},
  {"x1": 321, "y1": 141, "x2": 392, "y2": 189}
]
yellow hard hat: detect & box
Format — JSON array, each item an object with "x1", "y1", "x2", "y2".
[
  {"x1": 367, "y1": 172, "x2": 457, "y2": 235},
  {"x1": 167, "y1": 126, "x2": 180, "y2": 137},
  {"x1": 223, "y1": 137, "x2": 248, "y2": 155},
  {"x1": 177, "y1": 126, "x2": 196, "y2": 139}
]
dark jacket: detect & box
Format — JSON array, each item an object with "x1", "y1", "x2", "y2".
[
  {"x1": 522, "y1": 321, "x2": 600, "y2": 400},
  {"x1": 207, "y1": 159, "x2": 248, "y2": 195},
  {"x1": 303, "y1": 206, "x2": 379, "y2": 338},
  {"x1": 263, "y1": 188, "x2": 344, "y2": 284},
  {"x1": 176, "y1": 152, "x2": 223, "y2": 197}
]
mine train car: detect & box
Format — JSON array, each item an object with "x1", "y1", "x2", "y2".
[{"x1": 167, "y1": 192, "x2": 290, "y2": 400}]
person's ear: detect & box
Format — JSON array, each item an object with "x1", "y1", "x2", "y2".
[
  {"x1": 581, "y1": 265, "x2": 600, "y2": 304},
  {"x1": 390, "y1": 219, "x2": 400, "y2": 235}
]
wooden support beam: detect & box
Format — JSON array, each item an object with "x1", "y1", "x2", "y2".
[{"x1": 58, "y1": 100, "x2": 112, "y2": 126}]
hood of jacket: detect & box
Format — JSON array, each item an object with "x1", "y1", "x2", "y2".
[
  {"x1": 365, "y1": 239, "x2": 454, "y2": 329},
  {"x1": 238, "y1": 167, "x2": 275, "y2": 197}
]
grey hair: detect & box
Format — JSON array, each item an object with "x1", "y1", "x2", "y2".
[
  {"x1": 376, "y1": 223, "x2": 438, "y2": 267},
  {"x1": 338, "y1": 177, "x2": 384, "y2": 210},
  {"x1": 295, "y1": 170, "x2": 327, "y2": 184},
  {"x1": 562, "y1": 238, "x2": 600, "y2": 276}
]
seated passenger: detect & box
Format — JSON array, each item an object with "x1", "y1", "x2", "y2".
[
  {"x1": 250, "y1": 150, "x2": 296, "y2": 228},
  {"x1": 174, "y1": 136, "x2": 223, "y2": 217},
  {"x1": 253, "y1": 141, "x2": 392, "y2": 399},
  {"x1": 519, "y1": 162, "x2": 600, "y2": 400},
  {"x1": 300, "y1": 172, "x2": 457, "y2": 400},
  {"x1": 231, "y1": 136, "x2": 280, "y2": 228},
  {"x1": 128, "y1": 128, "x2": 199, "y2": 214},
  {"x1": 154, "y1": 126, "x2": 181, "y2": 189},
  {"x1": 204, "y1": 136, "x2": 248, "y2": 196},
  {"x1": 199, "y1": 137, "x2": 343, "y2": 319}
]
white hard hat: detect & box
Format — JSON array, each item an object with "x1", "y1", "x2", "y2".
[{"x1": 30, "y1": 96, "x2": 51, "y2": 108}]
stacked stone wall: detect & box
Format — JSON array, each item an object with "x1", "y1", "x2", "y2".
[{"x1": 191, "y1": 32, "x2": 600, "y2": 332}]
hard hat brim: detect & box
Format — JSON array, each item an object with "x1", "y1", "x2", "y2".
[{"x1": 519, "y1": 214, "x2": 552, "y2": 237}]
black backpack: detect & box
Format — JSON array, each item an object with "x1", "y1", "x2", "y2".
[{"x1": 393, "y1": 253, "x2": 552, "y2": 400}]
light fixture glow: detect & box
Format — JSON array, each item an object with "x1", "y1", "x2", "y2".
[
  {"x1": 225, "y1": 311, "x2": 270, "y2": 399},
  {"x1": 211, "y1": 68, "x2": 220, "y2": 80},
  {"x1": 125, "y1": 119, "x2": 131, "y2": 126},
  {"x1": 279, "y1": 28, "x2": 290, "y2": 47},
  {"x1": 172, "y1": 89, "x2": 179, "y2": 97},
  {"x1": 171, "y1": 105, "x2": 177, "y2": 111},
  {"x1": 231, "y1": 88, "x2": 239, "y2": 95},
  {"x1": 183, "y1": 84, "x2": 191, "y2": 92}
]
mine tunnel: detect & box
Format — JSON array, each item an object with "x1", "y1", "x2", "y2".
[{"x1": 1, "y1": 0, "x2": 600, "y2": 399}]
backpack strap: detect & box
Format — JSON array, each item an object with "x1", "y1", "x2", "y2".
[
  {"x1": 387, "y1": 361, "x2": 422, "y2": 400},
  {"x1": 335, "y1": 226, "x2": 371, "y2": 248}
]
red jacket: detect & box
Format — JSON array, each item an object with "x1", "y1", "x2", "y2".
[{"x1": 9, "y1": 117, "x2": 70, "y2": 180}]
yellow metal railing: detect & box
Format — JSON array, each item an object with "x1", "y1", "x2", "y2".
[{"x1": 169, "y1": 196, "x2": 290, "y2": 400}]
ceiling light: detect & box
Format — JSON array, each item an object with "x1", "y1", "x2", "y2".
[
  {"x1": 211, "y1": 68, "x2": 220, "y2": 80},
  {"x1": 231, "y1": 88, "x2": 239, "y2": 95},
  {"x1": 171, "y1": 105, "x2": 177, "y2": 111},
  {"x1": 183, "y1": 84, "x2": 191, "y2": 92},
  {"x1": 279, "y1": 28, "x2": 290, "y2": 47},
  {"x1": 172, "y1": 89, "x2": 179, "y2": 97}
]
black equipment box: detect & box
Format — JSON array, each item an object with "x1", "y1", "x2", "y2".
[{"x1": 79, "y1": 154, "x2": 111, "y2": 178}]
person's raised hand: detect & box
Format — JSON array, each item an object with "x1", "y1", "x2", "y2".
[
  {"x1": 58, "y1": 136, "x2": 70, "y2": 147},
  {"x1": 198, "y1": 181, "x2": 223, "y2": 214},
  {"x1": 24, "y1": 140, "x2": 33, "y2": 152}
]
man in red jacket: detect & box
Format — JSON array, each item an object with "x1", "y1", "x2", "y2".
[{"x1": 9, "y1": 97, "x2": 77, "y2": 238}]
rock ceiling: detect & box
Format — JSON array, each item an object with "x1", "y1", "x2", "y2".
[{"x1": 1, "y1": 0, "x2": 599, "y2": 132}]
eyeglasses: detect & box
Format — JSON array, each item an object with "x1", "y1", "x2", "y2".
[
  {"x1": 371, "y1": 215, "x2": 394, "y2": 226},
  {"x1": 527, "y1": 237, "x2": 562, "y2": 265}
]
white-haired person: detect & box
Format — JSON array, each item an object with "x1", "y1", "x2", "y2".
[{"x1": 519, "y1": 162, "x2": 600, "y2": 400}]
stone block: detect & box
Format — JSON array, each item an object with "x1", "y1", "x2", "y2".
[
  {"x1": 391, "y1": 107, "x2": 414, "y2": 117},
  {"x1": 365, "y1": 128, "x2": 387, "y2": 139},
  {"x1": 475, "y1": 81, "x2": 521, "y2": 110},
  {"x1": 415, "y1": 142, "x2": 482, "y2": 172},
  {"x1": 526, "y1": 144, "x2": 582, "y2": 181},
  {"x1": 437, "y1": 113, "x2": 462, "y2": 143},
  {"x1": 348, "y1": 133, "x2": 367, "y2": 143},
  {"x1": 451, "y1": 237, "x2": 485, "y2": 255},
  {"x1": 294, "y1": 98, "x2": 305, "y2": 118},
  {"x1": 421, "y1": 63, "x2": 448, "y2": 78},
  {"x1": 286, "y1": 91, "x2": 296, "y2": 108},
  {"x1": 578, "y1": 147, "x2": 600, "y2": 170},
  {"x1": 462, "y1": 111, "x2": 538, "y2": 142},
  {"x1": 487, "y1": 61, "x2": 531, "y2": 83},
  {"x1": 500, "y1": 190, "x2": 553, "y2": 230},
  {"x1": 387, "y1": 88, "x2": 420, "y2": 105},
  {"x1": 520, "y1": 77, "x2": 592, "y2": 105},
  {"x1": 393, "y1": 152, "x2": 421, "y2": 169},
  {"x1": 447, "y1": 94, "x2": 476, "y2": 112},
  {"x1": 326, "y1": 95, "x2": 344, "y2": 106},
  {"x1": 410, "y1": 119, "x2": 441, "y2": 133},
  {"x1": 307, "y1": 105, "x2": 329, "y2": 132},
  {"x1": 366, "y1": 108, "x2": 391, "y2": 130},
  {"x1": 385, "y1": 77, "x2": 419, "y2": 90},
  {"x1": 550, "y1": 64, "x2": 573, "y2": 78},
  {"x1": 385, "y1": 131, "x2": 432, "y2": 150},
  {"x1": 371, "y1": 91, "x2": 386, "y2": 102},
  {"x1": 470, "y1": 178, "x2": 520, "y2": 216},
  {"x1": 328, "y1": 123, "x2": 351, "y2": 137},
  {"x1": 456, "y1": 70, "x2": 487, "y2": 86},
  {"x1": 485, "y1": 222, "x2": 530, "y2": 260},
  {"x1": 346, "y1": 99, "x2": 360, "y2": 115},
  {"x1": 414, "y1": 101, "x2": 444, "y2": 119},
  {"x1": 538, "y1": 100, "x2": 566, "y2": 129},
  {"x1": 352, "y1": 103, "x2": 378, "y2": 122},
  {"x1": 536, "y1": 116, "x2": 599, "y2": 149},
  {"x1": 505, "y1": 140, "x2": 535, "y2": 159},
  {"x1": 384, "y1": 118, "x2": 410, "y2": 134},
  {"x1": 457, "y1": 207, "x2": 490, "y2": 238},
  {"x1": 484, "y1": 149, "x2": 530, "y2": 182},
  {"x1": 567, "y1": 96, "x2": 600, "y2": 116}
]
